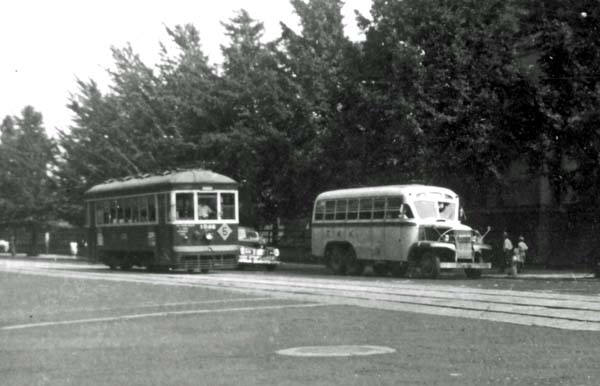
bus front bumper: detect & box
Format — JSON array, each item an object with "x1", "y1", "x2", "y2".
[{"x1": 440, "y1": 262, "x2": 492, "y2": 269}]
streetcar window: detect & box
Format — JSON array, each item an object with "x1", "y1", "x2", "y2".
[
  {"x1": 148, "y1": 196, "x2": 156, "y2": 222},
  {"x1": 124, "y1": 198, "x2": 132, "y2": 223},
  {"x1": 131, "y1": 197, "x2": 139, "y2": 223},
  {"x1": 197, "y1": 193, "x2": 217, "y2": 220},
  {"x1": 139, "y1": 196, "x2": 148, "y2": 222},
  {"x1": 221, "y1": 193, "x2": 235, "y2": 220},
  {"x1": 103, "y1": 201, "x2": 110, "y2": 224},
  {"x1": 110, "y1": 200, "x2": 118, "y2": 223},
  {"x1": 96, "y1": 202, "x2": 105, "y2": 225},
  {"x1": 116, "y1": 199, "x2": 124, "y2": 223},
  {"x1": 176, "y1": 193, "x2": 194, "y2": 220}
]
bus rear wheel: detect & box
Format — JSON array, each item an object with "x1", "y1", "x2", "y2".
[
  {"x1": 327, "y1": 245, "x2": 346, "y2": 275},
  {"x1": 345, "y1": 249, "x2": 364, "y2": 276},
  {"x1": 420, "y1": 252, "x2": 441, "y2": 279}
]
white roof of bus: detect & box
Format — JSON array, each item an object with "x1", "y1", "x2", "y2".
[{"x1": 315, "y1": 185, "x2": 458, "y2": 200}]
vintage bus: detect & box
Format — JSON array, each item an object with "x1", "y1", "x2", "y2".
[
  {"x1": 311, "y1": 185, "x2": 492, "y2": 278},
  {"x1": 84, "y1": 169, "x2": 239, "y2": 272}
]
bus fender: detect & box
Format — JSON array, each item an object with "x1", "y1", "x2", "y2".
[{"x1": 408, "y1": 242, "x2": 456, "y2": 263}]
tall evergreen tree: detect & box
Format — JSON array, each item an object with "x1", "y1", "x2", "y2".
[{"x1": 0, "y1": 107, "x2": 57, "y2": 253}]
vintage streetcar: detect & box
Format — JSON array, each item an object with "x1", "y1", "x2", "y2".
[
  {"x1": 84, "y1": 169, "x2": 239, "y2": 273},
  {"x1": 312, "y1": 184, "x2": 492, "y2": 278}
]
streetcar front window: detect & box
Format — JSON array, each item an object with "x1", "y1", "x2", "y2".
[
  {"x1": 221, "y1": 193, "x2": 236, "y2": 220},
  {"x1": 176, "y1": 193, "x2": 194, "y2": 220},
  {"x1": 197, "y1": 193, "x2": 218, "y2": 220}
]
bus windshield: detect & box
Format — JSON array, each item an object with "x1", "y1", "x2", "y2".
[{"x1": 413, "y1": 200, "x2": 457, "y2": 221}]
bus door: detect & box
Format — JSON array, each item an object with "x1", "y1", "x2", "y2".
[
  {"x1": 155, "y1": 193, "x2": 170, "y2": 262},
  {"x1": 371, "y1": 198, "x2": 386, "y2": 260},
  {"x1": 354, "y1": 198, "x2": 373, "y2": 260},
  {"x1": 384, "y1": 197, "x2": 416, "y2": 263}
]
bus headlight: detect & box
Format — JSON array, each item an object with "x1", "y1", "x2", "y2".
[{"x1": 442, "y1": 234, "x2": 450, "y2": 242}]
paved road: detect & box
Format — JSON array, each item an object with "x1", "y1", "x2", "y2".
[{"x1": 1, "y1": 258, "x2": 600, "y2": 385}]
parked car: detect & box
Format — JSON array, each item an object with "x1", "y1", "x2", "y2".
[
  {"x1": 237, "y1": 226, "x2": 280, "y2": 270},
  {"x1": 0, "y1": 239, "x2": 9, "y2": 253}
]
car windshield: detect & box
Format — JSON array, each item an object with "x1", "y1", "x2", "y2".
[{"x1": 239, "y1": 228, "x2": 260, "y2": 241}]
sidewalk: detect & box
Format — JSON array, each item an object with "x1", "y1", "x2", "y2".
[
  {"x1": 1, "y1": 253, "x2": 596, "y2": 279},
  {"x1": 0, "y1": 252, "x2": 90, "y2": 263}
]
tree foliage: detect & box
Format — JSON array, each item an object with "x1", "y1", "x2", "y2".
[
  {"x1": 0, "y1": 107, "x2": 57, "y2": 224},
  {"x1": 45, "y1": 0, "x2": 600, "y2": 227}
]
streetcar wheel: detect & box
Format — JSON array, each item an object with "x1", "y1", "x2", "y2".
[
  {"x1": 420, "y1": 252, "x2": 441, "y2": 279},
  {"x1": 464, "y1": 268, "x2": 482, "y2": 279},
  {"x1": 391, "y1": 263, "x2": 408, "y2": 278},
  {"x1": 329, "y1": 246, "x2": 346, "y2": 275},
  {"x1": 265, "y1": 265, "x2": 276, "y2": 271},
  {"x1": 200, "y1": 268, "x2": 209, "y2": 273},
  {"x1": 108, "y1": 265, "x2": 117, "y2": 270}
]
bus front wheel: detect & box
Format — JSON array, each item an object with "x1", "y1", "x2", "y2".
[{"x1": 420, "y1": 252, "x2": 441, "y2": 279}]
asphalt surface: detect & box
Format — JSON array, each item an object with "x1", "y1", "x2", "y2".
[{"x1": 1, "y1": 257, "x2": 600, "y2": 386}]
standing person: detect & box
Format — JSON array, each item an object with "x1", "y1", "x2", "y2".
[
  {"x1": 502, "y1": 231, "x2": 513, "y2": 274},
  {"x1": 517, "y1": 236, "x2": 528, "y2": 270}
]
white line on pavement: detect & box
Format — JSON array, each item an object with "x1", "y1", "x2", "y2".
[{"x1": 2, "y1": 302, "x2": 331, "y2": 331}]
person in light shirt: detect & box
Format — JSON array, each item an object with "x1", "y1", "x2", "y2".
[
  {"x1": 517, "y1": 236, "x2": 529, "y2": 270},
  {"x1": 502, "y1": 231, "x2": 513, "y2": 273}
]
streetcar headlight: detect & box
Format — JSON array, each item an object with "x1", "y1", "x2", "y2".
[
  {"x1": 273, "y1": 248, "x2": 280, "y2": 257},
  {"x1": 205, "y1": 232, "x2": 214, "y2": 241}
]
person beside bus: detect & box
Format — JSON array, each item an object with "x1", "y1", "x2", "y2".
[
  {"x1": 502, "y1": 232, "x2": 513, "y2": 273},
  {"x1": 517, "y1": 235, "x2": 528, "y2": 270}
]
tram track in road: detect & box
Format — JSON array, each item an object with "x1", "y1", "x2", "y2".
[{"x1": 2, "y1": 260, "x2": 600, "y2": 331}]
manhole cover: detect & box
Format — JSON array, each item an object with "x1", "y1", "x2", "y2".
[{"x1": 276, "y1": 345, "x2": 396, "y2": 357}]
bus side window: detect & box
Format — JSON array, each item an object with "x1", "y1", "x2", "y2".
[
  {"x1": 347, "y1": 199, "x2": 359, "y2": 220},
  {"x1": 335, "y1": 199, "x2": 347, "y2": 220},
  {"x1": 385, "y1": 197, "x2": 401, "y2": 219},
  {"x1": 373, "y1": 198, "x2": 385, "y2": 219},
  {"x1": 400, "y1": 204, "x2": 414, "y2": 219},
  {"x1": 324, "y1": 200, "x2": 335, "y2": 221},
  {"x1": 314, "y1": 201, "x2": 325, "y2": 221},
  {"x1": 359, "y1": 198, "x2": 373, "y2": 220}
]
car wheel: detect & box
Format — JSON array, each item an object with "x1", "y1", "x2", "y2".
[{"x1": 464, "y1": 268, "x2": 482, "y2": 279}]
